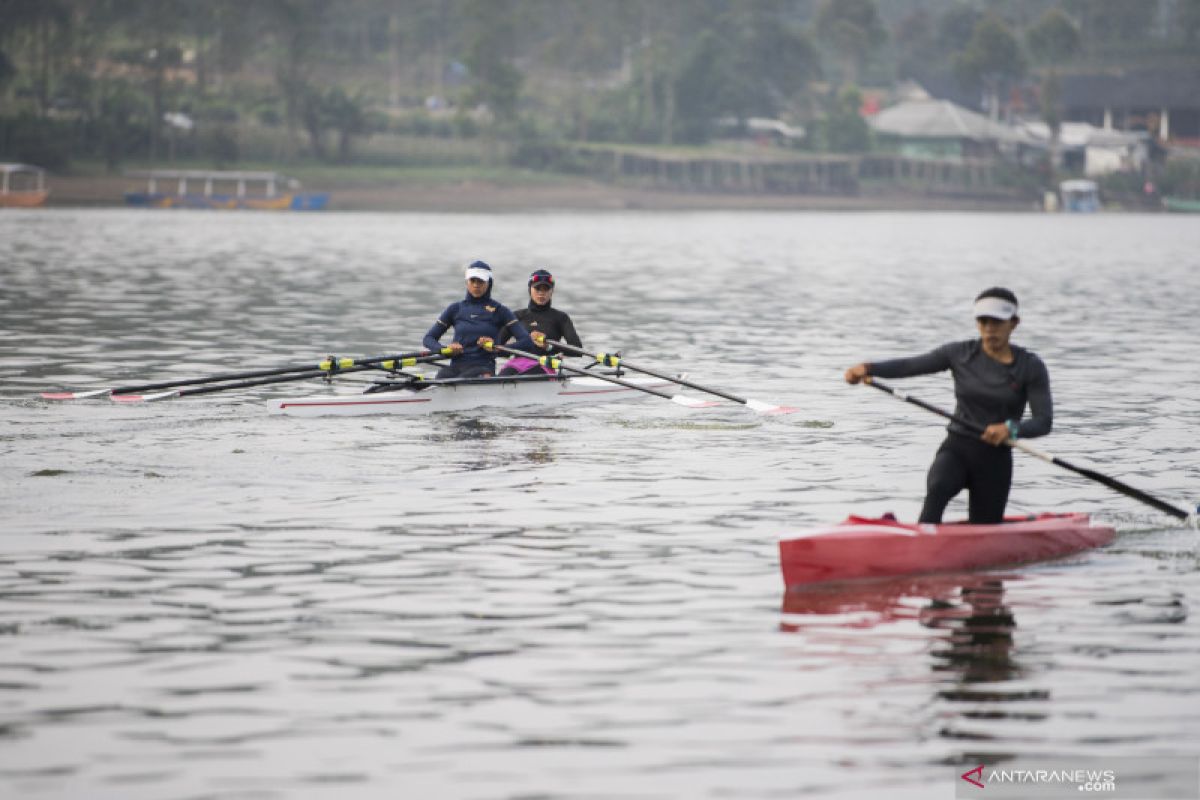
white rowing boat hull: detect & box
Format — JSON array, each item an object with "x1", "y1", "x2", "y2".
[{"x1": 266, "y1": 373, "x2": 675, "y2": 417}]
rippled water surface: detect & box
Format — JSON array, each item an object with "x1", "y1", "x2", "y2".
[{"x1": 2, "y1": 209, "x2": 1199, "y2": 799}]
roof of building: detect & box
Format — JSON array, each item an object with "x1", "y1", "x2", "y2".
[
  {"x1": 869, "y1": 99, "x2": 1028, "y2": 144},
  {"x1": 1019, "y1": 120, "x2": 1149, "y2": 149}
]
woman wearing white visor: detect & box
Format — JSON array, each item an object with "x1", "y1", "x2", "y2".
[
  {"x1": 422, "y1": 261, "x2": 537, "y2": 379},
  {"x1": 843, "y1": 287, "x2": 1052, "y2": 524}
]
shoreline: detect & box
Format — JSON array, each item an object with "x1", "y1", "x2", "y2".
[{"x1": 40, "y1": 173, "x2": 1040, "y2": 213}]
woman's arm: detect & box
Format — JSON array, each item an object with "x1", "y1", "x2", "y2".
[
  {"x1": 1017, "y1": 357, "x2": 1053, "y2": 439},
  {"x1": 423, "y1": 304, "x2": 455, "y2": 352}
]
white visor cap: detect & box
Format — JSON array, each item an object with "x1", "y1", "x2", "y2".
[
  {"x1": 465, "y1": 265, "x2": 492, "y2": 282},
  {"x1": 973, "y1": 296, "x2": 1018, "y2": 320}
]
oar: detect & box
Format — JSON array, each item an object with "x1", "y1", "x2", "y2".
[
  {"x1": 864, "y1": 377, "x2": 1195, "y2": 523},
  {"x1": 109, "y1": 353, "x2": 448, "y2": 403},
  {"x1": 487, "y1": 343, "x2": 717, "y2": 408},
  {"x1": 41, "y1": 350, "x2": 451, "y2": 400},
  {"x1": 542, "y1": 338, "x2": 796, "y2": 414}
]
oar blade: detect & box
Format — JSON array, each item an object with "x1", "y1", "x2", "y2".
[
  {"x1": 670, "y1": 394, "x2": 721, "y2": 408},
  {"x1": 40, "y1": 389, "x2": 111, "y2": 400},
  {"x1": 744, "y1": 398, "x2": 800, "y2": 415}
]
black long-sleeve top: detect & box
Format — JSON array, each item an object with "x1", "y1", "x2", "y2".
[
  {"x1": 868, "y1": 339, "x2": 1052, "y2": 439},
  {"x1": 499, "y1": 301, "x2": 583, "y2": 356}
]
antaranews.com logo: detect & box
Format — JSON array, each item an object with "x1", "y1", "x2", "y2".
[{"x1": 955, "y1": 757, "x2": 1199, "y2": 800}]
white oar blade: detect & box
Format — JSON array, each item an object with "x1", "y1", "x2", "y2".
[
  {"x1": 744, "y1": 398, "x2": 800, "y2": 415},
  {"x1": 40, "y1": 389, "x2": 111, "y2": 400},
  {"x1": 671, "y1": 394, "x2": 721, "y2": 408},
  {"x1": 111, "y1": 390, "x2": 179, "y2": 403}
]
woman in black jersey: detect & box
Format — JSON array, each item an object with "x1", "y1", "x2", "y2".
[
  {"x1": 498, "y1": 268, "x2": 584, "y2": 376},
  {"x1": 844, "y1": 287, "x2": 1052, "y2": 524}
]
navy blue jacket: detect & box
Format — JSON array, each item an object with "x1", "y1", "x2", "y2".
[{"x1": 423, "y1": 289, "x2": 536, "y2": 371}]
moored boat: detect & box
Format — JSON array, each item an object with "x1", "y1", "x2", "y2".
[
  {"x1": 267, "y1": 371, "x2": 680, "y2": 417},
  {"x1": 0, "y1": 163, "x2": 48, "y2": 207},
  {"x1": 1163, "y1": 196, "x2": 1200, "y2": 213},
  {"x1": 124, "y1": 169, "x2": 329, "y2": 210},
  {"x1": 778, "y1": 513, "x2": 1115, "y2": 587}
]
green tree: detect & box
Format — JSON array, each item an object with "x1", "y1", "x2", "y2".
[
  {"x1": 672, "y1": 29, "x2": 729, "y2": 144},
  {"x1": 955, "y1": 15, "x2": 1025, "y2": 118},
  {"x1": 936, "y1": 4, "x2": 985, "y2": 55},
  {"x1": 819, "y1": 85, "x2": 869, "y2": 153},
  {"x1": 815, "y1": 0, "x2": 885, "y2": 87},
  {"x1": 720, "y1": 1, "x2": 820, "y2": 121},
  {"x1": 325, "y1": 87, "x2": 371, "y2": 163},
  {"x1": 0, "y1": 0, "x2": 73, "y2": 117},
  {"x1": 266, "y1": 0, "x2": 327, "y2": 160},
  {"x1": 462, "y1": 0, "x2": 523, "y2": 124},
  {"x1": 1065, "y1": 0, "x2": 1154, "y2": 49},
  {"x1": 1026, "y1": 8, "x2": 1080, "y2": 65}
]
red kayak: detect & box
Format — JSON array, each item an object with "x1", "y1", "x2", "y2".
[{"x1": 779, "y1": 513, "x2": 1115, "y2": 588}]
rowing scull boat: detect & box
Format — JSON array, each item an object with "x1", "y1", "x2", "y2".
[{"x1": 267, "y1": 371, "x2": 688, "y2": 417}]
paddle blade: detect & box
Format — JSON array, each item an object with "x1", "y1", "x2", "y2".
[
  {"x1": 111, "y1": 390, "x2": 180, "y2": 403},
  {"x1": 744, "y1": 399, "x2": 800, "y2": 415},
  {"x1": 40, "y1": 389, "x2": 111, "y2": 400},
  {"x1": 670, "y1": 394, "x2": 722, "y2": 409}
]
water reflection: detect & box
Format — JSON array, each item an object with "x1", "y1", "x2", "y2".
[
  {"x1": 779, "y1": 574, "x2": 979, "y2": 630},
  {"x1": 782, "y1": 576, "x2": 1045, "y2": 735},
  {"x1": 924, "y1": 580, "x2": 1026, "y2": 692},
  {"x1": 422, "y1": 416, "x2": 558, "y2": 470}
]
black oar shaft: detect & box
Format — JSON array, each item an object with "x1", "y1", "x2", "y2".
[
  {"x1": 108, "y1": 363, "x2": 331, "y2": 394},
  {"x1": 169, "y1": 365, "x2": 379, "y2": 397},
  {"x1": 865, "y1": 377, "x2": 1190, "y2": 522},
  {"x1": 113, "y1": 354, "x2": 447, "y2": 401},
  {"x1": 95, "y1": 350, "x2": 442, "y2": 396},
  {"x1": 544, "y1": 339, "x2": 749, "y2": 404}
]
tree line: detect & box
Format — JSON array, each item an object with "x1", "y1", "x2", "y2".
[{"x1": 1, "y1": 0, "x2": 1197, "y2": 171}]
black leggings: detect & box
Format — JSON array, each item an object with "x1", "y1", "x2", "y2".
[{"x1": 919, "y1": 434, "x2": 1013, "y2": 524}]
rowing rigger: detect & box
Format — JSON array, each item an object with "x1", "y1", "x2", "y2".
[
  {"x1": 265, "y1": 368, "x2": 686, "y2": 417},
  {"x1": 541, "y1": 338, "x2": 797, "y2": 415}
]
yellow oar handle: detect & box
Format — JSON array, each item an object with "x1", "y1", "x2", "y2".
[
  {"x1": 595, "y1": 352, "x2": 620, "y2": 368},
  {"x1": 318, "y1": 356, "x2": 357, "y2": 371}
]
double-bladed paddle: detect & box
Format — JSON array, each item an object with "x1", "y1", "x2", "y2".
[
  {"x1": 542, "y1": 338, "x2": 797, "y2": 414},
  {"x1": 863, "y1": 377, "x2": 1196, "y2": 524},
  {"x1": 485, "y1": 342, "x2": 718, "y2": 408},
  {"x1": 41, "y1": 350, "x2": 452, "y2": 401}
]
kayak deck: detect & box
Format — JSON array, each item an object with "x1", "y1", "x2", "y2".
[
  {"x1": 266, "y1": 371, "x2": 677, "y2": 417},
  {"x1": 779, "y1": 513, "x2": 1115, "y2": 588}
]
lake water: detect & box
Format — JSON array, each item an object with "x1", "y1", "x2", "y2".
[{"x1": 1, "y1": 208, "x2": 1198, "y2": 799}]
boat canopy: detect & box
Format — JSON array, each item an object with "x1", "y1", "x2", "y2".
[
  {"x1": 1059, "y1": 178, "x2": 1100, "y2": 212},
  {"x1": 126, "y1": 169, "x2": 300, "y2": 198},
  {"x1": 0, "y1": 163, "x2": 46, "y2": 193}
]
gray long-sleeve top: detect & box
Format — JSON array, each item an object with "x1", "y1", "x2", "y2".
[{"x1": 868, "y1": 339, "x2": 1052, "y2": 439}]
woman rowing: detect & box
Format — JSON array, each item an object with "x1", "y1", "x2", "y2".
[
  {"x1": 844, "y1": 287, "x2": 1052, "y2": 524},
  {"x1": 423, "y1": 261, "x2": 539, "y2": 379},
  {"x1": 498, "y1": 268, "x2": 583, "y2": 376}
]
